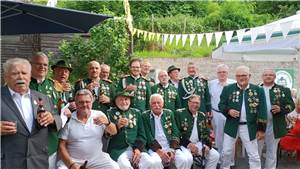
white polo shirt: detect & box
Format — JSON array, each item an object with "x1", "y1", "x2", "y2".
[
  {"x1": 59, "y1": 110, "x2": 106, "y2": 160},
  {"x1": 152, "y1": 111, "x2": 170, "y2": 150}
]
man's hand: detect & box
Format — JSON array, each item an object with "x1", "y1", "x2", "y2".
[
  {"x1": 271, "y1": 105, "x2": 281, "y2": 114},
  {"x1": 187, "y1": 143, "x2": 199, "y2": 156},
  {"x1": 156, "y1": 149, "x2": 171, "y2": 164},
  {"x1": 63, "y1": 108, "x2": 72, "y2": 118},
  {"x1": 86, "y1": 81, "x2": 99, "y2": 91},
  {"x1": 93, "y1": 115, "x2": 108, "y2": 126},
  {"x1": 37, "y1": 111, "x2": 55, "y2": 127},
  {"x1": 125, "y1": 84, "x2": 137, "y2": 92},
  {"x1": 62, "y1": 82, "x2": 72, "y2": 92},
  {"x1": 117, "y1": 117, "x2": 128, "y2": 129},
  {"x1": 203, "y1": 145, "x2": 210, "y2": 157},
  {"x1": 228, "y1": 109, "x2": 240, "y2": 118},
  {"x1": 0, "y1": 121, "x2": 17, "y2": 135},
  {"x1": 99, "y1": 95, "x2": 110, "y2": 104},
  {"x1": 132, "y1": 148, "x2": 141, "y2": 166},
  {"x1": 256, "y1": 131, "x2": 265, "y2": 140}
]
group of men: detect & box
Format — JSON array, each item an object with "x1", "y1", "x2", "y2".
[{"x1": 1, "y1": 52, "x2": 296, "y2": 169}]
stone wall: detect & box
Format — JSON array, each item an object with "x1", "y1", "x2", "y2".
[{"x1": 147, "y1": 57, "x2": 300, "y2": 88}]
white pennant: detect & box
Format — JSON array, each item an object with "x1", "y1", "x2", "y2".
[
  {"x1": 280, "y1": 21, "x2": 294, "y2": 39},
  {"x1": 214, "y1": 32, "x2": 223, "y2": 47},
  {"x1": 250, "y1": 27, "x2": 259, "y2": 44},
  {"x1": 156, "y1": 33, "x2": 161, "y2": 41},
  {"x1": 264, "y1": 24, "x2": 275, "y2": 42},
  {"x1": 197, "y1": 34, "x2": 204, "y2": 46},
  {"x1": 143, "y1": 31, "x2": 148, "y2": 40},
  {"x1": 205, "y1": 33, "x2": 213, "y2": 47},
  {"x1": 169, "y1": 34, "x2": 175, "y2": 45},
  {"x1": 132, "y1": 28, "x2": 137, "y2": 36},
  {"x1": 225, "y1": 31, "x2": 234, "y2": 45},
  {"x1": 175, "y1": 34, "x2": 181, "y2": 46},
  {"x1": 189, "y1": 34, "x2": 196, "y2": 46},
  {"x1": 182, "y1": 34, "x2": 188, "y2": 46},
  {"x1": 148, "y1": 32, "x2": 153, "y2": 41},
  {"x1": 236, "y1": 29, "x2": 245, "y2": 44},
  {"x1": 163, "y1": 34, "x2": 169, "y2": 45},
  {"x1": 137, "y1": 29, "x2": 141, "y2": 38}
]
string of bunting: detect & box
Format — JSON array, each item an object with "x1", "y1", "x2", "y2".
[{"x1": 132, "y1": 17, "x2": 299, "y2": 47}]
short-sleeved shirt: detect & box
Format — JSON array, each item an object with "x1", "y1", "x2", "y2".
[{"x1": 59, "y1": 110, "x2": 106, "y2": 160}]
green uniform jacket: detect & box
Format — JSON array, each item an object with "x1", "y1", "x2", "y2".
[
  {"x1": 107, "y1": 107, "x2": 147, "y2": 161},
  {"x1": 178, "y1": 76, "x2": 211, "y2": 113},
  {"x1": 117, "y1": 75, "x2": 151, "y2": 112},
  {"x1": 141, "y1": 109, "x2": 180, "y2": 152},
  {"x1": 151, "y1": 84, "x2": 181, "y2": 112},
  {"x1": 175, "y1": 108, "x2": 211, "y2": 148},
  {"x1": 262, "y1": 83, "x2": 295, "y2": 138},
  {"x1": 29, "y1": 78, "x2": 60, "y2": 155},
  {"x1": 219, "y1": 83, "x2": 267, "y2": 141},
  {"x1": 74, "y1": 78, "x2": 115, "y2": 114}
]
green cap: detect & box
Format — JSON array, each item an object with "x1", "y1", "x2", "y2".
[
  {"x1": 51, "y1": 60, "x2": 73, "y2": 72},
  {"x1": 115, "y1": 91, "x2": 134, "y2": 99},
  {"x1": 167, "y1": 65, "x2": 180, "y2": 73}
]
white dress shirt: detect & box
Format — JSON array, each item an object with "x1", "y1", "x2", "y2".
[
  {"x1": 263, "y1": 86, "x2": 273, "y2": 122},
  {"x1": 152, "y1": 111, "x2": 170, "y2": 150},
  {"x1": 9, "y1": 88, "x2": 33, "y2": 132},
  {"x1": 237, "y1": 84, "x2": 250, "y2": 122},
  {"x1": 189, "y1": 112, "x2": 199, "y2": 143}
]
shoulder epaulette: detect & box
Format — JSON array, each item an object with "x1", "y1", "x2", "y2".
[
  {"x1": 121, "y1": 75, "x2": 130, "y2": 78},
  {"x1": 75, "y1": 79, "x2": 83, "y2": 83},
  {"x1": 199, "y1": 75, "x2": 209, "y2": 81},
  {"x1": 141, "y1": 76, "x2": 150, "y2": 81},
  {"x1": 142, "y1": 110, "x2": 151, "y2": 115},
  {"x1": 48, "y1": 78, "x2": 54, "y2": 82},
  {"x1": 199, "y1": 111, "x2": 206, "y2": 117},
  {"x1": 176, "y1": 108, "x2": 186, "y2": 112}
]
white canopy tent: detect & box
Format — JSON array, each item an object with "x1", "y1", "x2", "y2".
[{"x1": 212, "y1": 12, "x2": 300, "y2": 62}]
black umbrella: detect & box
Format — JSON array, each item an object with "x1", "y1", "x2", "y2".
[{"x1": 1, "y1": 0, "x2": 112, "y2": 35}]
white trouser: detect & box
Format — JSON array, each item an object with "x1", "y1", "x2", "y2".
[
  {"x1": 192, "y1": 142, "x2": 220, "y2": 169},
  {"x1": 118, "y1": 147, "x2": 163, "y2": 169},
  {"x1": 258, "y1": 121, "x2": 280, "y2": 169},
  {"x1": 48, "y1": 152, "x2": 57, "y2": 169},
  {"x1": 57, "y1": 153, "x2": 119, "y2": 169},
  {"x1": 221, "y1": 125, "x2": 261, "y2": 169},
  {"x1": 212, "y1": 110, "x2": 235, "y2": 165}
]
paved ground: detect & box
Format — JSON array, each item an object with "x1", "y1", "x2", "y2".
[{"x1": 234, "y1": 145, "x2": 300, "y2": 169}]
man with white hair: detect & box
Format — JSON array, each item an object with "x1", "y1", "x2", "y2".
[
  {"x1": 57, "y1": 89, "x2": 119, "y2": 169},
  {"x1": 142, "y1": 94, "x2": 193, "y2": 169},
  {"x1": 208, "y1": 64, "x2": 235, "y2": 165},
  {"x1": 1, "y1": 58, "x2": 61, "y2": 169},
  {"x1": 219, "y1": 65, "x2": 267, "y2": 169},
  {"x1": 151, "y1": 70, "x2": 181, "y2": 112},
  {"x1": 258, "y1": 68, "x2": 295, "y2": 169}
]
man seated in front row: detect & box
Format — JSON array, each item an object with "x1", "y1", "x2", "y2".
[
  {"x1": 107, "y1": 91, "x2": 162, "y2": 169},
  {"x1": 57, "y1": 89, "x2": 119, "y2": 169},
  {"x1": 175, "y1": 94, "x2": 220, "y2": 169},
  {"x1": 142, "y1": 94, "x2": 193, "y2": 169}
]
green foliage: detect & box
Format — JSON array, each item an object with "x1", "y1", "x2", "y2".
[{"x1": 59, "y1": 18, "x2": 130, "y2": 83}]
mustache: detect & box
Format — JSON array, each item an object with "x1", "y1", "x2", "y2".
[{"x1": 16, "y1": 80, "x2": 25, "y2": 85}]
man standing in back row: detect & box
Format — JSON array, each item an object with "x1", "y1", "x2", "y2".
[{"x1": 258, "y1": 68, "x2": 295, "y2": 169}]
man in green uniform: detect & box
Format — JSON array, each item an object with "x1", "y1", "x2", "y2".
[
  {"x1": 142, "y1": 94, "x2": 193, "y2": 169},
  {"x1": 74, "y1": 61, "x2": 114, "y2": 114},
  {"x1": 107, "y1": 92, "x2": 161, "y2": 169},
  {"x1": 117, "y1": 58, "x2": 151, "y2": 112},
  {"x1": 141, "y1": 59, "x2": 155, "y2": 86},
  {"x1": 258, "y1": 68, "x2": 295, "y2": 169},
  {"x1": 178, "y1": 62, "x2": 211, "y2": 114},
  {"x1": 175, "y1": 95, "x2": 219, "y2": 169},
  {"x1": 151, "y1": 70, "x2": 181, "y2": 112},
  {"x1": 167, "y1": 65, "x2": 181, "y2": 89},
  {"x1": 219, "y1": 65, "x2": 267, "y2": 169},
  {"x1": 29, "y1": 52, "x2": 62, "y2": 169}
]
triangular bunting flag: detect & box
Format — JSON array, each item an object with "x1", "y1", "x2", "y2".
[
  {"x1": 205, "y1": 33, "x2": 213, "y2": 47},
  {"x1": 215, "y1": 32, "x2": 223, "y2": 47},
  {"x1": 236, "y1": 29, "x2": 245, "y2": 44},
  {"x1": 163, "y1": 34, "x2": 169, "y2": 45},
  {"x1": 137, "y1": 29, "x2": 141, "y2": 38},
  {"x1": 225, "y1": 31, "x2": 234, "y2": 45},
  {"x1": 132, "y1": 28, "x2": 137, "y2": 36},
  {"x1": 175, "y1": 34, "x2": 181, "y2": 46},
  {"x1": 156, "y1": 33, "x2": 161, "y2": 41},
  {"x1": 264, "y1": 24, "x2": 275, "y2": 42},
  {"x1": 250, "y1": 27, "x2": 259, "y2": 44},
  {"x1": 189, "y1": 34, "x2": 196, "y2": 46},
  {"x1": 280, "y1": 21, "x2": 294, "y2": 39},
  {"x1": 143, "y1": 31, "x2": 148, "y2": 40},
  {"x1": 182, "y1": 34, "x2": 188, "y2": 46},
  {"x1": 169, "y1": 34, "x2": 175, "y2": 45},
  {"x1": 197, "y1": 34, "x2": 204, "y2": 46}
]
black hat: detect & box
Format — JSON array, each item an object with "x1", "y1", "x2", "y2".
[
  {"x1": 167, "y1": 65, "x2": 180, "y2": 73},
  {"x1": 51, "y1": 60, "x2": 73, "y2": 72}
]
